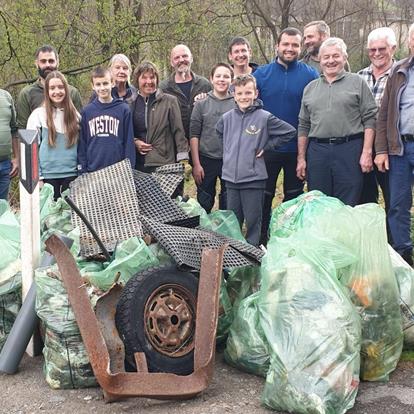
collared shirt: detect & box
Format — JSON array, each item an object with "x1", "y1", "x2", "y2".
[
  {"x1": 298, "y1": 71, "x2": 377, "y2": 138},
  {"x1": 358, "y1": 62, "x2": 396, "y2": 108},
  {"x1": 399, "y1": 65, "x2": 414, "y2": 135}
]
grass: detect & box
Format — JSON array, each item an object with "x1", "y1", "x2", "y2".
[{"x1": 400, "y1": 350, "x2": 414, "y2": 362}]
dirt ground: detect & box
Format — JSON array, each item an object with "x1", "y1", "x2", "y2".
[{"x1": 2, "y1": 351, "x2": 414, "y2": 414}]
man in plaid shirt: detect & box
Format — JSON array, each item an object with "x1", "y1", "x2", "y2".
[{"x1": 358, "y1": 27, "x2": 397, "y2": 241}]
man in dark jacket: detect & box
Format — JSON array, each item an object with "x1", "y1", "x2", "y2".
[
  {"x1": 375, "y1": 23, "x2": 414, "y2": 266},
  {"x1": 159, "y1": 44, "x2": 211, "y2": 139}
]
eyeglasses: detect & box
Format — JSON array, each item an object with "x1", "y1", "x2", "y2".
[{"x1": 367, "y1": 47, "x2": 387, "y2": 54}]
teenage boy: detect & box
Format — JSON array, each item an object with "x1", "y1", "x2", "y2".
[
  {"x1": 78, "y1": 66, "x2": 136, "y2": 173},
  {"x1": 216, "y1": 75, "x2": 296, "y2": 246}
]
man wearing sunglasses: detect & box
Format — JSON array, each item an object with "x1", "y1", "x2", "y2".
[
  {"x1": 358, "y1": 27, "x2": 397, "y2": 241},
  {"x1": 375, "y1": 23, "x2": 414, "y2": 266},
  {"x1": 17, "y1": 45, "x2": 82, "y2": 128}
]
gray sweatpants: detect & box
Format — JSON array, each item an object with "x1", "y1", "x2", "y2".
[{"x1": 227, "y1": 187, "x2": 264, "y2": 246}]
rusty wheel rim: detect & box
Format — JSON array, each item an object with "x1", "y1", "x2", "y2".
[{"x1": 144, "y1": 283, "x2": 196, "y2": 357}]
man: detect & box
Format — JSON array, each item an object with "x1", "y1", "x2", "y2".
[
  {"x1": 254, "y1": 27, "x2": 319, "y2": 245},
  {"x1": 302, "y1": 20, "x2": 350, "y2": 73},
  {"x1": 17, "y1": 45, "x2": 82, "y2": 129},
  {"x1": 297, "y1": 37, "x2": 377, "y2": 206},
  {"x1": 375, "y1": 23, "x2": 414, "y2": 266},
  {"x1": 358, "y1": 27, "x2": 397, "y2": 235},
  {"x1": 227, "y1": 36, "x2": 258, "y2": 77},
  {"x1": 159, "y1": 44, "x2": 211, "y2": 139}
]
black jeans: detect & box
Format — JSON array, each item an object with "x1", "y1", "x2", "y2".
[
  {"x1": 260, "y1": 151, "x2": 304, "y2": 244},
  {"x1": 196, "y1": 155, "x2": 226, "y2": 213}
]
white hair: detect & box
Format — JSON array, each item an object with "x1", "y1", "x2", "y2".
[
  {"x1": 319, "y1": 37, "x2": 348, "y2": 58},
  {"x1": 109, "y1": 54, "x2": 132, "y2": 81},
  {"x1": 367, "y1": 27, "x2": 397, "y2": 47}
]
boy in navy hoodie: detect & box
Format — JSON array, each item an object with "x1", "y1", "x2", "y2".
[
  {"x1": 78, "y1": 66, "x2": 136, "y2": 173},
  {"x1": 216, "y1": 75, "x2": 296, "y2": 246}
]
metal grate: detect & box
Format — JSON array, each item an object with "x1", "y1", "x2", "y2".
[
  {"x1": 139, "y1": 216, "x2": 264, "y2": 270},
  {"x1": 69, "y1": 160, "x2": 143, "y2": 257},
  {"x1": 133, "y1": 170, "x2": 192, "y2": 225},
  {"x1": 151, "y1": 163, "x2": 184, "y2": 197}
]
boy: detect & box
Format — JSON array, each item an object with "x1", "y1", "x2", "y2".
[
  {"x1": 78, "y1": 66, "x2": 135, "y2": 173},
  {"x1": 216, "y1": 75, "x2": 296, "y2": 246}
]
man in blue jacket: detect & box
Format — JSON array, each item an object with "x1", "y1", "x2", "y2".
[{"x1": 254, "y1": 27, "x2": 319, "y2": 245}]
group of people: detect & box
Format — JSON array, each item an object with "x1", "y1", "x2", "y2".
[{"x1": 0, "y1": 20, "x2": 413, "y2": 265}]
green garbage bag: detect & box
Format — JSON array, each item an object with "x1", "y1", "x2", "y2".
[
  {"x1": 224, "y1": 291, "x2": 270, "y2": 377},
  {"x1": 259, "y1": 233, "x2": 361, "y2": 414},
  {"x1": 314, "y1": 205, "x2": 403, "y2": 382},
  {"x1": 216, "y1": 278, "x2": 233, "y2": 344},
  {"x1": 201, "y1": 210, "x2": 245, "y2": 241},
  {"x1": 42, "y1": 327, "x2": 97, "y2": 389},
  {"x1": 35, "y1": 265, "x2": 99, "y2": 389},
  {"x1": 0, "y1": 200, "x2": 21, "y2": 282},
  {"x1": 0, "y1": 272, "x2": 21, "y2": 351},
  {"x1": 389, "y1": 246, "x2": 414, "y2": 349},
  {"x1": 269, "y1": 190, "x2": 344, "y2": 239},
  {"x1": 81, "y1": 237, "x2": 159, "y2": 291}
]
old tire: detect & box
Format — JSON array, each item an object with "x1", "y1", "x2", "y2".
[{"x1": 115, "y1": 265, "x2": 198, "y2": 375}]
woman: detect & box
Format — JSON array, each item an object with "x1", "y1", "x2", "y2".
[
  {"x1": 130, "y1": 61, "x2": 188, "y2": 172},
  {"x1": 27, "y1": 71, "x2": 80, "y2": 200},
  {"x1": 190, "y1": 63, "x2": 235, "y2": 212},
  {"x1": 109, "y1": 53, "x2": 136, "y2": 103}
]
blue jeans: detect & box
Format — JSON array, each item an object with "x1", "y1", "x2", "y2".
[
  {"x1": 388, "y1": 142, "x2": 414, "y2": 254},
  {"x1": 0, "y1": 159, "x2": 11, "y2": 200}
]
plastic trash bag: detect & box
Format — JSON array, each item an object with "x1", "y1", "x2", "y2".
[
  {"x1": 0, "y1": 200, "x2": 21, "y2": 282},
  {"x1": 0, "y1": 272, "x2": 21, "y2": 351},
  {"x1": 216, "y1": 278, "x2": 233, "y2": 344},
  {"x1": 224, "y1": 291, "x2": 270, "y2": 377},
  {"x1": 389, "y1": 246, "x2": 414, "y2": 349},
  {"x1": 42, "y1": 327, "x2": 97, "y2": 389},
  {"x1": 35, "y1": 265, "x2": 98, "y2": 389},
  {"x1": 269, "y1": 190, "x2": 344, "y2": 239},
  {"x1": 259, "y1": 234, "x2": 361, "y2": 414},
  {"x1": 81, "y1": 237, "x2": 159, "y2": 291},
  {"x1": 201, "y1": 210, "x2": 245, "y2": 241},
  {"x1": 314, "y1": 205, "x2": 403, "y2": 382}
]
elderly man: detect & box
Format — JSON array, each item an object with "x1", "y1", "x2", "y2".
[
  {"x1": 159, "y1": 44, "x2": 211, "y2": 139},
  {"x1": 254, "y1": 27, "x2": 318, "y2": 245},
  {"x1": 375, "y1": 23, "x2": 414, "y2": 266},
  {"x1": 17, "y1": 45, "x2": 82, "y2": 129},
  {"x1": 227, "y1": 36, "x2": 258, "y2": 77},
  {"x1": 358, "y1": 28, "x2": 397, "y2": 231},
  {"x1": 297, "y1": 37, "x2": 377, "y2": 206}
]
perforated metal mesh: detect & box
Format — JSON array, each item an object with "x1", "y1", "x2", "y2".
[
  {"x1": 69, "y1": 160, "x2": 143, "y2": 257},
  {"x1": 133, "y1": 170, "x2": 192, "y2": 225},
  {"x1": 152, "y1": 163, "x2": 184, "y2": 197},
  {"x1": 140, "y1": 216, "x2": 264, "y2": 270}
]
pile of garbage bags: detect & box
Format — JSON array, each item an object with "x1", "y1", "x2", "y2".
[{"x1": 225, "y1": 191, "x2": 414, "y2": 414}]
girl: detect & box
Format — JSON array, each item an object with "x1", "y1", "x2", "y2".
[
  {"x1": 27, "y1": 71, "x2": 80, "y2": 200},
  {"x1": 189, "y1": 63, "x2": 235, "y2": 212}
]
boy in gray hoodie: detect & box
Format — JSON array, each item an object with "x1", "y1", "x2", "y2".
[{"x1": 216, "y1": 75, "x2": 296, "y2": 246}]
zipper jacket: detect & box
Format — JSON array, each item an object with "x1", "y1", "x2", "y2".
[{"x1": 216, "y1": 100, "x2": 296, "y2": 184}]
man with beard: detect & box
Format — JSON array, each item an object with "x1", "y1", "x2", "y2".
[
  {"x1": 227, "y1": 36, "x2": 258, "y2": 77},
  {"x1": 17, "y1": 45, "x2": 82, "y2": 128},
  {"x1": 301, "y1": 20, "x2": 350, "y2": 74},
  {"x1": 159, "y1": 44, "x2": 211, "y2": 139},
  {"x1": 254, "y1": 27, "x2": 318, "y2": 245}
]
